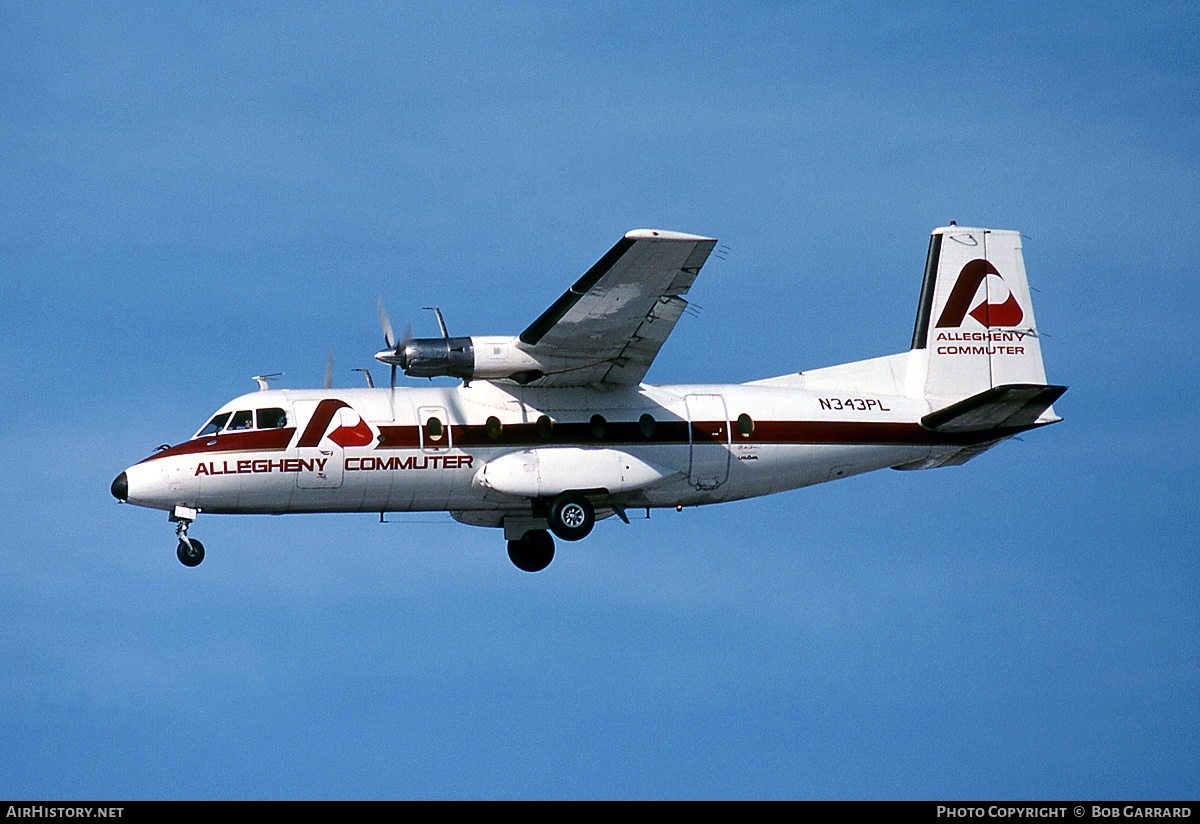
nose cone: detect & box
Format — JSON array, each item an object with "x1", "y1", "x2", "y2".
[{"x1": 111, "y1": 471, "x2": 128, "y2": 502}]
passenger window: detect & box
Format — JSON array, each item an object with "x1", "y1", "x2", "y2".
[
  {"x1": 589, "y1": 414, "x2": 607, "y2": 439},
  {"x1": 228, "y1": 410, "x2": 254, "y2": 431},
  {"x1": 257, "y1": 408, "x2": 288, "y2": 429},
  {"x1": 426, "y1": 416, "x2": 445, "y2": 442},
  {"x1": 485, "y1": 416, "x2": 503, "y2": 440},
  {"x1": 736, "y1": 413, "x2": 755, "y2": 437},
  {"x1": 198, "y1": 412, "x2": 231, "y2": 438},
  {"x1": 639, "y1": 413, "x2": 657, "y2": 438}
]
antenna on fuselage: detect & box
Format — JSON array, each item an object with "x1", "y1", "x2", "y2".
[
  {"x1": 353, "y1": 368, "x2": 375, "y2": 388},
  {"x1": 423, "y1": 307, "x2": 449, "y2": 339},
  {"x1": 252, "y1": 373, "x2": 282, "y2": 391}
]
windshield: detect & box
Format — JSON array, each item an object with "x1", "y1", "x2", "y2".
[
  {"x1": 197, "y1": 412, "x2": 231, "y2": 438},
  {"x1": 195, "y1": 407, "x2": 289, "y2": 439}
]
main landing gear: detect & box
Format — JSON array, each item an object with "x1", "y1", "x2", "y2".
[
  {"x1": 171, "y1": 506, "x2": 205, "y2": 567},
  {"x1": 506, "y1": 493, "x2": 598, "y2": 573},
  {"x1": 507, "y1": 529, "x2": 555, "y2": 573},
  {"x1": 548, "y1": 492, "x2": 595, "y2": 542}
]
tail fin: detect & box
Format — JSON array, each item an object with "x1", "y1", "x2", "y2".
[{"x1": 910, "y1": 226, "x2": 1057, "y2": 409}]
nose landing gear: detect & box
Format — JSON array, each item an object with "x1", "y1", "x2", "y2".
[
  {"x1": 171, "y1": 506, "x2": 205, "y2": 567},
  {"x1": 177, "y1": 535, "x2": 205, "y2": 567}
]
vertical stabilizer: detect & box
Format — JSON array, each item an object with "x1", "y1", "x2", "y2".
[{"x1": 911, "y1": 227, "x2": 1049, "y2": 404}]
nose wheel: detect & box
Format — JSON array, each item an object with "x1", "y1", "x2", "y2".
[
  {"x1": 172, "y1": 509, "x2": 205, "y2": 567},
  {"x1": 177, "y1": 537, "x2": 205, "y2": 567}
]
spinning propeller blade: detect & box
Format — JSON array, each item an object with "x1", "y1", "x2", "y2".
[
  {"x1": 377, "y1": 297, "x2": 396, "y2": 350},
  {"x1": 377, "y1": 298, "x2": 416, "y2": 389}
]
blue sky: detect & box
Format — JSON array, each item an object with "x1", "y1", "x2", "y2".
[{"x1": 1, "y1": 1, "x2": 1197, "y2": 800}]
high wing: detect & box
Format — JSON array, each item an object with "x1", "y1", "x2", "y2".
[{"x1": 516, "y1": 229, "x2": 717, "y2": 387}]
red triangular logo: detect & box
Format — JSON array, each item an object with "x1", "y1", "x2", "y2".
[
  {"x1": 969, "y1": 292, "x2": 1023, "y2": 328},
  {"x1": 328, "y1": 417, "x2": 373, "y2": 448}
]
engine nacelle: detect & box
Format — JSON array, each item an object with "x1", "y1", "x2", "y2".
[
  {"x1": 398, "y1": 336, "x2": 475, "y2": 379},
  {"x1": 376, "y1": 335, "x2": 557, "y2": 383}
]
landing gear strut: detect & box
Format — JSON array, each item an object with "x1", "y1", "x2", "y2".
[
  {"x1": 507, "y1": 529, "x2": 555, "y2": 573},
  {"x1": 172, "y1": 507, "x2": 205, "y2": 567}
]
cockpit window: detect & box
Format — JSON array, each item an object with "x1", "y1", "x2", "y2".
[
  {"x1": 198, "y1": 412, "x2": 231, "y2": 438},
  {"x1": 227, "y1": 410, "x2": 254, "y2": 431},
  {"x1": 196, "y1": 408, "x2": 287, "y2": 438},
  {"x1": 257, "y1": 408, "x2": 288, "y2": 429}
]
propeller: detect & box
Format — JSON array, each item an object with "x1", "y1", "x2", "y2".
[
  {"x1": 376, "y1": 297, "x2": 412, "y2": 388},
  {"x1": 377, "y1": 296, "x2": 396, "y2": 350},
  {"x1": 323, "y1": 348, "x2": 334, "y2": 390}
]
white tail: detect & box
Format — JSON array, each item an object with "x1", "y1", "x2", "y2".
[
  {"x1": 910, "y1": 226, "x2": 1052, "y2": 405},
  {"x1": 750, "y1": 225, "x2": 1064, "y2": 434}
]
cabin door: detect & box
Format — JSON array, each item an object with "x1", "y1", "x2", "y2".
[
  {"x1": 685, "y1": 394, "x2": 730, "y2": 490},
  {"x1": 292, "y1": 399, "x2": 346, "y2": 489}
]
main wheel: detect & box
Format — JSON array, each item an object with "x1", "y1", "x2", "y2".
[
  {"x1": 507, "y1": 529, "x2": 555, "y2": 572},
  {"x1": 177, "y1": 538, "x2": 205, "y2": 567},
  {"x1": 548, "y1": 493, "x2": 595, "y2": 542}
]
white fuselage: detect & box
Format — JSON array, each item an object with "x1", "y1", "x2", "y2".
[{"x1": 120, "y1": 373, "x2": 953, "y2": 524}]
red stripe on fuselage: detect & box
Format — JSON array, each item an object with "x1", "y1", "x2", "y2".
[
  {"x1": 376, "y1": 420, "x2": 1013, "y2": 449},
  {"x1": 136, "y1": 428, "x2": 296, "y2": 464},
  {"x1": 136, "y1": 418, "x2": 1029, "y2": 467}
]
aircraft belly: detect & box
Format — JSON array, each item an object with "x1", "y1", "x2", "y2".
[
  {"x1": 788, "y1": 443, "x2": 929, "y2": 488},
  {"x1": 241, "y1": 471, "x2": 298, "y2": 513},
  {"x1": 719, "y1": 442, "x2": 934, "y2": 500}
]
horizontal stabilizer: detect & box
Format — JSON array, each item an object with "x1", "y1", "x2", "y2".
[{"x1": 922, "y1": 383, "x2": 1067, "y2": 434}]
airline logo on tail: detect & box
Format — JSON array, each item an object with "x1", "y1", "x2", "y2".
[{"x1": 936, "y1": 259, "x2": 1024, "y2": 329}]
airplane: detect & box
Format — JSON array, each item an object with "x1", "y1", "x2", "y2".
[{"x1": 111, "y1": 225, "x2": 1065, "y2": 572}]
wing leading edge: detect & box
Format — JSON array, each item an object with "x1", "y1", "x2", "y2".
[{"x1": 517, "y1": 229, "x2": 717, "y2": 387}]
